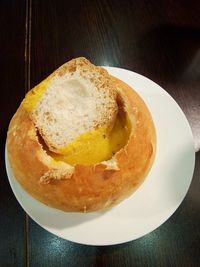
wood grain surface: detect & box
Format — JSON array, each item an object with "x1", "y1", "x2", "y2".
[
  {"x1": 1, "y1": 1, "x2": 200, "y2": 266},
  {"x1": 0, "y1": 1, "x2": 26, "y2": 267}
]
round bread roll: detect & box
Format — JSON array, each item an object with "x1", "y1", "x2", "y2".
[{"x1": 7, "y1": 58, "x2": 156, "y2": 212}]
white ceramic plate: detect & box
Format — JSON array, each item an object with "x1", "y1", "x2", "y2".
[{"x1": 5, "y1": 67, "x2": 195, "y2": 246}]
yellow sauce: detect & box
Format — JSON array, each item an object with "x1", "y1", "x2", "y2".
[
  {"x1": 22, "y1": 75, "x2": 130, "y2": 165},
  {"x1": 22, "y1": 76, "x2": 51, "y2": 112},
  {"x1": 53, "y1": 112, "x2": 130, "y2": 165}
]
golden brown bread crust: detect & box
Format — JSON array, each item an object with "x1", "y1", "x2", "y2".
[{"x1": 7, "y1": 76, "x2": 156, "y2": 212}]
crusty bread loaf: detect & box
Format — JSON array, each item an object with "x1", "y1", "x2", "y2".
[
  {"x1": 25, "y1": 57, "x2": 118, "y2": 152},
  {"x1": 7, "y1": 58, "x2": 156, "y2": 212}
]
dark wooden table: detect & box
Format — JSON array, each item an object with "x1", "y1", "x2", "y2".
[{"x1": 1, "y1": 1, "x2": 200, "y2": 266}]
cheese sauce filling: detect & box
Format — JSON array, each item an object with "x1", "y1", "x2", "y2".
[
  {"x1": 53, "y1": 112, "x2": 130, "y2": 165},
  {"x1": 22, "y1": 76, "x2": 130, "y2": 165},
  {"x1": 22, "y1": 76, "x2": 51, "y2": 112}
]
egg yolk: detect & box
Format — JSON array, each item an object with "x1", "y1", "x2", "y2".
[{"x1": 53, "y1": 112, "x2": 130, "y2": 165}]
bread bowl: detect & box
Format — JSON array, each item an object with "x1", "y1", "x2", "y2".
[{"x1": 7, "y1": 57, "x2": 156, "y2": 212}]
